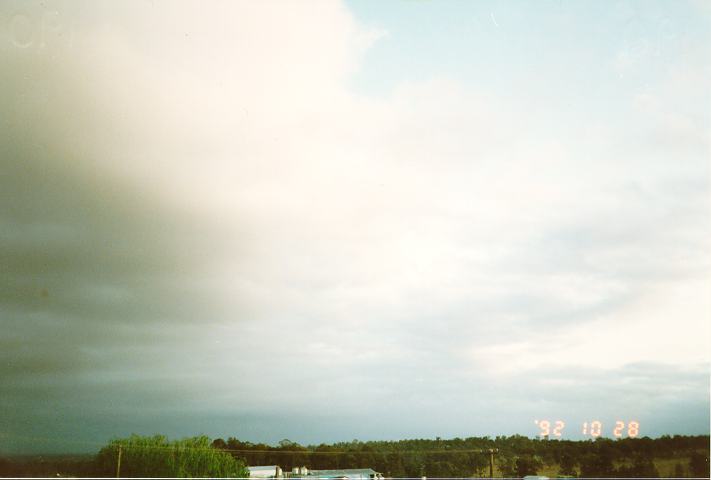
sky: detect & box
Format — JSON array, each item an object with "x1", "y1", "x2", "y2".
[{"x1": 0, "y1": 0, "x2": 710, "y2": 455}]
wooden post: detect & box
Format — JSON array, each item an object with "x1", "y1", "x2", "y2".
[
  {"x1": 489, "y1": 449, "x2": 494, "y2": 478},
  {"x1": 116, "y1": 444, "x2": 122, "y2": 478}
]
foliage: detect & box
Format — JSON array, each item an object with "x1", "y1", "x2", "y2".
[
  {"x1": 2, "y1": 434, "x2": 708, "y2": 477},
  {"x1": 614, "y1": 456, "x2": 659, "y2": 478},
  {"x1": 93, "y1": 434, "x2": 249, "y2": 478},
  {"x1": 515, "y1": 455, "x2": 543, "y2": 477},
  {"x1": 0, "y1": 455, "x2": 95, "y2": 477},
  {"x1": 210, "y1": 434, "x2": 709, "y2": 478},
  {"x1": 558, "y1": 452, "x2": 577, "y2": 476},
  {"x1": 689, "y1": 452, "x2": 709, "y2": 478}
]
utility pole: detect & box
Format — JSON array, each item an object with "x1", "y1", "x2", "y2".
[
  {"x1": 116, "y1": 444, "x2": 122, "y2": 478},
  {"x1": 488, "y1": 448, "x2": 497, "y2": 478}
]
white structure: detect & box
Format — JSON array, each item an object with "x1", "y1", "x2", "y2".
[
  {"x1": 249, "y1": 465, "x2": 283, "y2": 478},
  {"x1": 308, "y1": 469, "x2": 382, "y2": 480}
]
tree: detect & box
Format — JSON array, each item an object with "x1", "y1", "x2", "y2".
[
  {"x1": 614, "y1": 456, "x2": 659, "y2": 478},
  {"x1": 559, "y1": 453, "x2": 577, "y2": 477},
  {"x1": 689, "y1": 452, "x2": 709, "y2": 478},
  {"x1": 515, "y1": 455, "x2": 543, "y2": 477},
  {"x1": 498, "y1": 455, "x2": 518, "y2": 477},
  {"x1": 579, "y1": 451, "x2": 615, "y2": 478},
  {"x1": 93, "y1": 434, "x2": 249, "y2": 478},
  {"x1": 212, "y1": 438, "x2": 228, "y2": 450}
]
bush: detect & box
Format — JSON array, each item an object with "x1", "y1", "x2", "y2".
[
  {"x1": 690, "y1": 452, "x2": 709, "y2": 478},
  {"x1": 515, "y1": 454, "x2": 543, "y2": 477},
  {"x1": 614, "y1": 456, "x2": 658, "y2": 478},
  {"x1": 94, "y1": 434, "x2": 250, "y2": 477}
]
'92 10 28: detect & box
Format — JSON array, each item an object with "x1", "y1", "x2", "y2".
[{"x1": 534, "y1": 419, "x2": 640, "y2": 438}]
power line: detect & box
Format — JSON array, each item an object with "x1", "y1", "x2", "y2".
[
  {"x1": 107, "y1": 444, "x2": 497, "y2": 456},
  {"x1": 1, "y1": 433, "x2": 498, "y2": 456}
]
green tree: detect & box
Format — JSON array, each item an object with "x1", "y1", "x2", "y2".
[
  {"x1": 515, "y1": 455, "x2": 543, "y2": 477},
  {"x1": 94, "y1": 434, "x2": 249, "y2": 478},
  {"x1": 614, "y1": 456, "x2": 659, "y2": 478},
  {"x1": 579, "y1": 451, "x2": 615, "y2": 478},
  {"x1": 559, "y1": 453, "x2": 577, "y2": 477},
  {"x1": 498, "y1": 454, "x2": 519, "y2": 477},
  {"x1": 689, "y1": 452, "x2": 709, "y2": 478}
]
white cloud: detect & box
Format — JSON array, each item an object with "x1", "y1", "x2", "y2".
[{"x1": 1, "y1": 0, "x2": 709, "y2": 451}]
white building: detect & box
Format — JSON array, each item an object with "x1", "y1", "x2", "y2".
[
  {"x1": 249, "y1": 465, "x2": 283, "y2": 478},
  {"x1": 308, "y1": 468, "x2": 382, "y2": 480}
]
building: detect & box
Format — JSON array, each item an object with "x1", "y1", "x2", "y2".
[
  {"x1": 249, "y1": 465, "x2": 284, "y2": 478},
  {"x1": 307, "y1": 468, "x2": 383, "y2": 480},
  {"x1": 248, "y1": 466, "x2": 382, "y2": 480}
]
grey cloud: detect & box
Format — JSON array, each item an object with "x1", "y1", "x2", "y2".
[
  {"x1": 1, "y1": 0, "x2": 709, "y2": 456},
  {"x1": 0, "y1": 28, "x2": 251, "y2": 453}
]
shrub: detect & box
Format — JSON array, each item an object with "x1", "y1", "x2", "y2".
[{"x1": 94, "y1": 434, "x2": 249, "y2": 477}]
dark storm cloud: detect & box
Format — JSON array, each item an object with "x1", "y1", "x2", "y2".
[
  {"x1": 0, "y1": 26, "x2": 250, "y2": 453},
  {"x1": 1, "y1": 0, "x2": 709, "y2": 455}
]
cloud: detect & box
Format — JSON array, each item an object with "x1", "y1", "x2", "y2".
[{"x1": 0, "y1": 0, "x2": 709, "y2": 454}]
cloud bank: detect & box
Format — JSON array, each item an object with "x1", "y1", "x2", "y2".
[{"x1": 0, "y1": 0, "x2": 709, "y2": 453}]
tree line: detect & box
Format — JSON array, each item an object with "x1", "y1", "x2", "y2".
[
  {"x1": 0, "y1": 435, "x2": 249, "y2": 478},
  {"x1": 210, "y1": 434, "x2": 709, "y2": 478},
  {"x1": 0, "y1": 434, "x2": 708, "y2": 477}
]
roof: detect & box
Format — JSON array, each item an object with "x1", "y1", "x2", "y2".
[
  {"x1": 249, "y1": 466, "x2": 281, "y2": 478},
  {"x1": 308, "y1": 469, "x2": 379, "y2": 477}
]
